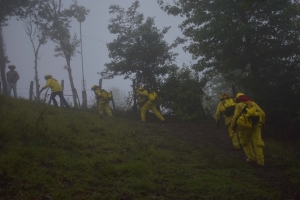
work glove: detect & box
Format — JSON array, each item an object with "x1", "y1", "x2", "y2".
[{"x1": 216, "y1": 120, "x2": 220, "y2": 129}]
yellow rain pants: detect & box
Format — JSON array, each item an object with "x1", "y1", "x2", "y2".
[
  {"x1": 215, "y1": 102, "x2": 240, "y2": 149},
  {"x1": 227, "y1": 123, "x2": 241, "y2": 149},
  {"x1": 238, "y1": 125, "x2": 265, "y2": 166},
  {"x1": 141, "y1": 101, "x2": 164, "y2": 122},
  {"x1": 97, "y1": 101, "x2": 113, "y2": 117}
]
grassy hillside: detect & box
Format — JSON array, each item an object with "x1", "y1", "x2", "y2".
[{"x1": 0, "y1": 95, "x2": 299, "y2": 199}]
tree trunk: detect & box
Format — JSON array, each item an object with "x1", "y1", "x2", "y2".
[
  {"x1": 0, "y1": 26, "x2": 7, "y2": 94},
  {"x1": 239, "y1": 7, "x2": 262, "y2": 91},
  {"x1": 198, "y1": 98, "x2": 207, "y2": 119},
  {"x1": 60, "y1": 79, "x2": 64, "y2": 107},
  {"x1": 132, "y1": 79, "x2": 137, "y2": 112},
  {"x1": 34, "y1": 51, "x2": 40, "y2": 100},
  {"x1": 66, "y1": 59, "x2": 78, "y2": 108},
  {"x1": 239, "y1": 9, "x2": 258, "y2": 76},
  {"x1": 29, "y1": 81, "x2": 34, "y2": 100}
]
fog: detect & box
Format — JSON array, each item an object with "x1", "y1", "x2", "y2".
[{"x1": 2, "y1": 0, "x2": 195, "y2": 106}]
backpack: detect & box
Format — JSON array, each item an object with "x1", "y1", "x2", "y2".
[
  {"x1": 237, "y1": 104, "x2": 260, "y2": 128},
  {"x1": 148, "y1": 92, "x2": 158, "y2": 103},
  {"x1": 221, "y1": 98, "x2": 236, "y2": 117},
  {"x1": 101, "y1": 89, "x2": 112, "y2": 101}
]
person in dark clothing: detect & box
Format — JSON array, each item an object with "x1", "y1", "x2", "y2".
[{"x1": 6, "y1": 65, "x2": 20, "y2": 98}]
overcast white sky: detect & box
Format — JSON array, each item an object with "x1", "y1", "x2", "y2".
[{"x1": 2, "y1": 0, "x2": 194, "y2": 105}]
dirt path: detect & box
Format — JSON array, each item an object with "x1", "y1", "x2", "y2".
[{"x1": 138, "y1": 119, "x2": 300, "y2": 200}]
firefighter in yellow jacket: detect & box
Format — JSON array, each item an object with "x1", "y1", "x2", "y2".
[
  {"x1": 231, "y1": 93, "x2": 265, "y2": 166},
  {"x1": 136, "y1": 86, "x2": 165, "y2": 122},
  {"x1": 91, "y1": 85, "x2": 113, "y2": 117},
  {"x1": 39, "y1": 74, "x2": 69, "y2": 108},
  {"x1": 215, "y1": 94, "x2": 240, "y2": 149}
]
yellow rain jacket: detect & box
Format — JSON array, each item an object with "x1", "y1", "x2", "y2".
[
  {"x1": 231, "y1": 101, "x2": 266, "y2": 129},
  {"x1": 215, "y1": 100, "x2": 240, "y2": 149},
  {"x1": 136, "y1": 89, "x2": 164, "y2": 122},
  {"x1": 94, "y1": 88, "x2": 110, "y2": 103},
  {"x1": 215, "y1": 102, "x2": 234, "y2": 126},
  {"x1": 136, "y1": 89, "x2": 149, "y2": 104},
  {"x1": 41, "y1": 78, "x2": 62, "y2": 92},
  {"x1": 231, "y1": 100, "x2": 266, "y2": 166},
  {"x1": 94, "y1": 88, "x2": 113, "y2": 117}
]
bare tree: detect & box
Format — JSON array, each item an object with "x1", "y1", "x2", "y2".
[
  {"x1": 37, "y1": 0, "x2": 89, "y2": 107},
  {"x1": 0, "y1": 27, "x2": 8, "y2": 93},
  {"x1": 23, "y1": 15, "x2": 48, "y2": 100},
  {"x1": 0, "y1": 0, "x2": 33, "y2": 94}
]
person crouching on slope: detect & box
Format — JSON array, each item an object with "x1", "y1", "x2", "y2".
[
  {"x1": 215, "y1": 93, "x2": 241, "y2": 150},
  {"x1": 91, "y1": 85, "x2": 113, "y2": 117},
  {"x1": 136, "y1": 85, "x2": 165, "y2": 122},
  {"x1": 39, "y1": 74, "x2": 70, "y2": 108},
  {"x1": 231, "y1": 93, "x2": 266, "y2": 166}
]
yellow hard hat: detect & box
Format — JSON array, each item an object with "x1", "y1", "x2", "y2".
[
  {"x1": 91, "y1": 85, "x2": 98, "y2": 90},
  {"x1": 236, "y1": 93, "x2": 244, "y2": 99},
  {"x1": 138, "y1": 86, "x2": 144, "y2": 91},
  {"x1": 44, "y1": 74, "x2": 52, "y2": 79},
  {"x1": 219, "y1": 93, "x2": 230, "y2": 100}
]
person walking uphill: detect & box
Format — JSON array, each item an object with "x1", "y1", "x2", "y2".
[
  {"x1": 136, "y1": 86, "x2": 165, "y2": 122},
  {"x1": 231, "y1": 93, "x2": 266, "y2": 166},
  {"x1": 91, "y1": 85, "x2": 113, "y2": 117},
  {"x1": 215, "y1": 93, "x2": 241, "y2": 150},
  {"x1": 6, "y1": 64, "x2": 20, "y2": 98},
  {"x1": 39, "y1": 74, "x2": 70, "y2": 108}
]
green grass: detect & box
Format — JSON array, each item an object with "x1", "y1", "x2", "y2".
[{"x1": 0, "y1": 95, "x2": 298, "y2": 199}]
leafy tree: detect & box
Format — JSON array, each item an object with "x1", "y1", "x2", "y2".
[
  {"x1": 159, "y1": 0, "x2": 300, "y2": 124},
  {"x1": 37, "y1": 0, "x2": 89, "y2": 107},
  {"x1": 202, "y1": 74, "x2": 241, "y2": 117},
  {"x1": 158, "y1": 66, "x2": 207, "y2": 121},
  {"x1": 0, "y1": 0, "x2": 33, "y2": 24},
  {"x1": 0, "y1": 0, "x2": 34, "y2": 93},
  {"x1": 23, "y1": 14, "x2": 48, "y2": 100},
  {"x1": 101, "y1": 1, "x2": 177, "y2": 91}
]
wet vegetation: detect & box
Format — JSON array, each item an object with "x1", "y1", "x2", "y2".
[{"x1": 0, "y1": 95, "x2": 299, "y2": 199}]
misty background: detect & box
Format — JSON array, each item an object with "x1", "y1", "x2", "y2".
[{"x1": 2, "y1": 0, "x2": 194, "y2": 106}]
